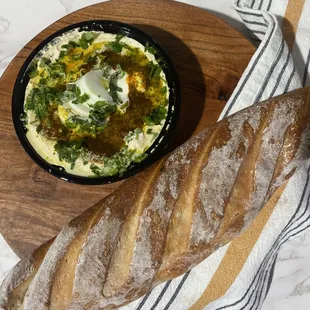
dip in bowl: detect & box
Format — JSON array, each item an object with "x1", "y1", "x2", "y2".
[{"x1": 13, "y1": 21, "x2": 180, "y2": 184}]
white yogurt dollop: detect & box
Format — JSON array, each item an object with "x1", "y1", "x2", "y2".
[
  {"x1": 77, "y1": 70, "x2": 113, "y2": 103},
  {"x1": 71, "y1": 68, "x2": 129, "y2": 117}
]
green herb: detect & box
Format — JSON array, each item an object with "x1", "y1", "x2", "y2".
[
  {"x1": 109, "y1": 86, "x2": 122, "y2": 104},
  {"x1": 66, "y1": 116, "x2": 96, "y2": 136},
  {"x1": 83, "y1": 32, "x2": 97, "y2": 41},
  {"x1": 50, "y1": 62, "x2": 66, "y2": 79},
  {"x1": 96, "y1": 54, "x2": 106, "y2": 68},
  {"x1": 86, "y1": 55, "x2": 97, "y2": 64},
  {"x1": 28, "y1": 59, "x2": 39, "y2": 78},
  {"x1": 58, "y1": 85, "x2": 78, "y2": 102},
  {"x1": 102, "y1": 65, "x2": 113, "y2": 78},
  {"x1": 90, "y1": 144, "x2": 148, "y2": 177},
  {"x1": 36, "y1": 123, "x2": 43, "y2": 133},
  {"x1": 59, "y1": 85, "x2": 89, "y2": 105},
  {"x1": 89, "y1": 101, "x2": 116, "y2": 126},
  {"x1": 161, "y1": 86, "x2": 167, "y2": 95},
  {"x1": 79, "y1": 32, "x2": 98, "y2": 50},
  {"x1": 38, "y1": 78, "x2": 47, "y2": 85},
  {"x1": 146, "y1": 61, "x2": 163, "y2": 88},
  {"x1": 106, "y1": 34, "x2": 125, "y2": 53},
  {"x1": 144, "y1": 105, "x2": 167, "y2": 125},
  {"x1": 108, "y1": 65, "x2": 125, "y2": 104},
  {"x1": 25, "y1": 87, "x2": 60, "y2": 120},
  {"x1": 54, "y1": 140, "x2": 84, "y2": 169},
  {"x1": 119, "y1": 101, "x2": 129, "y2": 112},
  {"x1": 73, "y1": 93, "x2": 89, "y2": 104},
  {"x1": 39, "y1": 57, "x2": 51, "y2": 67},
  {"x1": 110, "y1": 82, "x2": 123, "y2": 93},
  {"x1": 132, "y1": 152, "x2": 147, "y2": 163},
  {"x1": 90, "y1": 164, "x2": 103, "y2": 176},
  {"x1": 60, "y1": 41, "x2": 79, "y2": 56},
  {"x1": 62, "y1": 41, "x2": 78, "y2": 49},
  {"x1": 34, "y1": 57, "x2": 67, "y2": 86},
  {"x1": 144, "y1": 42, "x2": 156, "y2": 54},
  {"x1": 59, "y1": 50, "x2": 66, "y2": 58},
  {"x1": 90, "y1": 148, "x2": 133, "y2": 176},
  {"x1": 70, "y1": 52, "x2": 84, "y2": 61},
  {"x1": 104, "y1": 149, "x2": 136, "y2": 174}
]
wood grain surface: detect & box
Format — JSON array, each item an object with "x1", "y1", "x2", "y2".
[{"x1": 0, "y1": 0, "x2": 255, "y2": 258}]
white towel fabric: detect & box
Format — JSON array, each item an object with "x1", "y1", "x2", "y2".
[{"x1": 120, "y1": 0, "x2": 310, "y2": 309}]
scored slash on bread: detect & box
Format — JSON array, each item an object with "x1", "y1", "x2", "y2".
[{"x1": 1, "y1": 88, "x2": 310, "y2": 309}]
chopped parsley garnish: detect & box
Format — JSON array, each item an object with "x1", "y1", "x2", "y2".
[
  {"x1": 25, "y1": 87, "x2": 60, "y2": 120},
  {"x1": 65, "y1": 116, "x2": 96, "y2": 137},
  {"x1": 59, "y1": 85, "x2": 89, "y2": 105},
  {"x1": 50, "y1": 62, "x2": 66, "y2": 79},
  {"x1": 102, "y1": 65, "x2": 113, "y2": 78},
  {"x1": 70, "y1": 52, "x2": 84, "y2": 61},
  {"x1": 54, "y1": 140, "x2": 84, "y2": 169},
  {"x1": 61, "y1": 41, "x2": 78, "y2": 49},
  {"x1": 79, "y1": 32, "x2": 98, "y2": 49},
  {"x1": 90, "y1": 147, "x2": 143, "y2": 177},
  {"x1": 106, "y1": 34, "x2": 125, "y2": 53},
  {"x1": 74, "y1": 93, "x2": 89, "y2": 104},
  {"x1": 144, "y1": 105, "x2": 167, "y2": 125},
  {"x1": 107, "y1": 65, "x2": 125, "y2": 104},
  {"x1": 39, "y1": 57, "x2": 51, "y2": 67},
  {"x1": 144, "y1": 42, "x2": 156, "y2": 55},
  {"x1": 148, "y1": 62, "x2": 162, "y2": 80},
  {"x1": 28, "y1": 59, "x2": 39, "y2": 78},
  {"x1": 90, "y1": 164, "x2": 103, "y2": 176},
  {"x1": 89, "y1": 101, "x2": 117, "y2": 126},
  {"x1": 100, "y1": 64, "x2": 125, "y2": 104}
]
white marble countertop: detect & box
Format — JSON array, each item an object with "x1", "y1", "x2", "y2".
[{"x1": 0, "y1": 1, "x2": 309, "y2": 309}]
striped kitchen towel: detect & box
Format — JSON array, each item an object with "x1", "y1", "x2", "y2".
[{"x1": 120, "y1": 0, "x2": 310, "y2": 309}]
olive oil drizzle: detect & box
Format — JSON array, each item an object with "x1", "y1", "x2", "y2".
[
  {"x1": 86, "y1": 50, "x2": 158, "y2": 156},
  {"x1": 26, "y1": 36, "x2": 168, "y2": 169}
]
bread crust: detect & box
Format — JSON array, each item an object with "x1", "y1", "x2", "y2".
[{"x1": 2, "y1": 88, "x2": 310, "y2": 309}]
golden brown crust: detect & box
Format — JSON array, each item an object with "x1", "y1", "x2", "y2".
[
  {"x1": 2, "y1": 88, "x2": 310, "y2": 309},
  {"x1": 0, "y1": 238, "x2": 54, "y2": 310}
]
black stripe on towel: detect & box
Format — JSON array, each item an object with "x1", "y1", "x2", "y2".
[
  {"x1": 223, "y1": 15, "x2": 276, "y2": 117},
  {"x1": 150, "y1": 280, "x2": 172, "y2": 310},
  {"x1": 302, "y1": 49, "x2": 310, "y2": 87},
  {"x1": 241, "y1": 19, "x2": 268, "y2": 27},
  {"x1": 254, "y1": 37, "x2": 285, "y2": 103},
  {"x1": 269, "y1": 46, "x2": 291, "y2": 97},
  {"x1": 283, "y1": 65, "x2": 296, "y2": 93},
  {"x1": 136, "y1": 291, "x2": 152, "y2": 310},
  {"x1": 251, "y1": 30, "x2": 267, "y2": 35},
  {"x1": 266, "y1": 0, "x2": 273, "y2": 11},
  {"x1": 163, "y1": 271, "x2": 191, "y2": 310},
  {"x1": 235, "y1": 9, "x2": 267, "y2": 19},
  {"x1": 257, "y1": 0, "x2": 264, "y2": 10}
]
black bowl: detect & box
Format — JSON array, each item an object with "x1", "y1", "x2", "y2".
[{"x1": 12, "y1": 20, "x2": 181, "y2": 185}]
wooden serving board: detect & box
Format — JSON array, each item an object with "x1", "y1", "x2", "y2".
[{"x1": 0, "y1": 0, "x2": 255, "y2": 258}]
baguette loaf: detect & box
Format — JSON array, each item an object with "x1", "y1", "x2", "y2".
[{"x1": 1, "y1": 88, "x2": 310, "y2": 309}]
